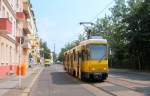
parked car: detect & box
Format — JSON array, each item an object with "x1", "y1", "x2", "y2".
[{"x1": 55, "y1": 61, "x2": 63, "y2": 64}]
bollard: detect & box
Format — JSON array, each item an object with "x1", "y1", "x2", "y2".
[{"x1": 16, "y1": 63, "x2": 27, "y2": 76}]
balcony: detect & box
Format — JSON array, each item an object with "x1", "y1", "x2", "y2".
[
  {"x1": 23, "y1": 21, "x2": 32, "y2": 34},
  {"x1": 22, "y1": 36, "x2": 31, "y2": 49},
  {"x1": 16, "y1": 12, "x2": 25, "y2": 21},
  {"x1": 31, "y1": 40, "x2": 37, "y2": 48},
  {"x1": 15, "y1": 36, "x2": 24, "y2": 46},
  {"x1": 24, "y1": 36, "x2": 30, "y2": 43},
  {"x1": 22, "y1": 42, "x2": 31, "y2": 49},
  {"x1": 23, "y1": 2, "x2": 30, "y2": 18},
  {"x1": 0, "y1": 18, "x2": 12, "y2": 34}
]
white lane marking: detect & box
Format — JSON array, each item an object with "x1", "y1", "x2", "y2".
[{"x1": 21, "y1": 67, "x2": 44, "y2": 96}]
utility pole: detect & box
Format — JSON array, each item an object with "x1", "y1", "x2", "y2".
[
  {"x1": 53, "y1": 44, "x2": 56, "y2": 63},
  {"x1": 54, "y1": 43, "x2": 55, "y2": 55},
  {"x1": 18, "y1": 31, "x2": 22, "y2": 89}
]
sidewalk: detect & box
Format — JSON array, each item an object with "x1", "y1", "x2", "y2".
[{"x1": 0, "y1": 65, "x2": 43, "y2": 96}]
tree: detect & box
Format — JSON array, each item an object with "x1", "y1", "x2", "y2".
[
  {"x1": 40, "y1": 40, "x2": 51, "y2": 59},
  {"x1": 58, "y1": 34, "x2": 85, "y2": 62},
  {"x1": 88, "y1": 0, "x2": 128, "y2": 67},
  {"x1": 58, "y1": 48, "x2": 66, "y2": 62},
  {"x1": 59, "y1": 0, "x2": 150, "y2": 70},
  {"x1": 125, "y1": 0, "x2": 150, "y2": 70}
]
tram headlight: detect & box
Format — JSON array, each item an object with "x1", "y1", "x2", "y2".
[
  {"x1": 104, "y1": 68, "x2": 106, "y2": 70},
  {"x1": 92, "y1": 68, "x2": 95, "y2": 71}
]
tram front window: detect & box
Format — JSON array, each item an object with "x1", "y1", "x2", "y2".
[{"x1": 89, "y1": 44, "x2": 107, "y2": 60}]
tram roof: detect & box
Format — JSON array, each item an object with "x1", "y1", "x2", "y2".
[
  {"x1": 80, "y1": 39, "x2": 107, "y2": 45},
  {"x1": 64, "y1": 39, "x2": 107, "y2": 54}
]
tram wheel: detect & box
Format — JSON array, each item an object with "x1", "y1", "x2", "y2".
[{"x1": 100, "y1": 73, "x2": 108, "y2": 81}]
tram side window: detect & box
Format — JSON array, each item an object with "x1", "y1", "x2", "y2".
[
  {"x1": 78, "y1": 52, "x2": 82, "y2": 60},
  {"x1": 67, "y1": 55, "x2": 69, "y2": 62},
  {"x1": 74, "y1": 53, "x2": 76, "y2": 61},
  {"x1": 65, "y1": 55, "x2": 67, "y2": 61},
  {"x1": 77, "y1": 53, "x2": 80, "y2": 63},
  {"x1": 75, "y1": 54, "x2": 78, "y2": 62},
  {"x1": 65, "y1": 55, "x2": 66, "y2": 61},
  {"x1": 64, "y1": 55, "x2": 66, "y2": 62},
  {"x1": 81, "y1": 50, "x2": 89, "y2": 61},
  {"x1": 71, "y1": 55, "x2": 73, "y2": 63},
  {"x1": 82, "y1": 51, "x2": 85, "y2": 61}
]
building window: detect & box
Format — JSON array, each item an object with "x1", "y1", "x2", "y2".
[
  {"x1": 1, "y1": 43, "x2": 4, "y2": 65},
  {"x1": 0, "y1": 0, "x2": 1, "y2": 11},
  {"x1": 13, "y1": 21, "x2": 16, "y2": 37},
  {"x1": 9, "y1": 17, "x2": 13, "y2": 35},
  {"x1": 10, "y1": 46, "x2": 12, "y2": 64},
  {"x1": 7, "y1": 12, "x2": 9, "y2": 18},
  {"x1": 6, "y1": 45, "x2": 8, "y2": 65},
  {"x1": 0, "y1": 44, "x2": 2, "y2": 65},
  {"x1": 2, "y1": 6, "x2": 5, "y2": 17}
]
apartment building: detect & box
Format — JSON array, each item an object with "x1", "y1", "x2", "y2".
[
  {"x1": 0, "y1": 0, "x2": 18, "y2": 76},
  {"x1": 0, "y1": 0, "x2": 39, "y2": 76},
  {"x1": 22, "y1": 0, "x2": 40, "y2": 66}
]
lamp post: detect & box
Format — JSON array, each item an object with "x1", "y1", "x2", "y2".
[{"x1": 18, "y1": 34, "x2": 22, "y2": 89}]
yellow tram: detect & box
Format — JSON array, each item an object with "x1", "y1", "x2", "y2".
[{"x1": 64, "y1": 38, "x2": 109, "y2": 81}]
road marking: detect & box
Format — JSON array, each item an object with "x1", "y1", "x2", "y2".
[{"x1": 21, "y1": 67, "x2": 44, "y2": 96}]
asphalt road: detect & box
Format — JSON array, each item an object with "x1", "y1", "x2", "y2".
[
  {"x1": 30, "y1": 64, "x2": 150, "y2": 96},
  {"x1": 30, "y1": 64, "x2": 112, "y2": 96}
]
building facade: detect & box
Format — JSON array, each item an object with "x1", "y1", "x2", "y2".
[{"x1": 0, "y1": 0, "x2": 39, "y2": 76}]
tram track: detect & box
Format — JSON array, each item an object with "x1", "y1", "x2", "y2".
[
  {"x1": 106, "y1": 76, "x2": 150, "y2": 95},
  {"x1": 64, "y1": 67, "x2": 148, "y2": 96},
  {"x1": 91, "y1": 83, "x2": 117, "y2": 96},
  {"x1": 89, "y1": 75, "x2": 148, "y2": 96},
  {"x1": 90, "y1": 80, "x2": 146, "y2": 96},
  {"x1": 69, "y1": 73, "x2": 118, "y2": 96},
  {"x1": 109, "y1": 76, "x2": 150, "y2": 87},
  {"x1": 69, "y1": 73, "x2": 142, "y2": 96},
  {"x1": 105, "y1": 80, "x2": 138, "y2": 92}
]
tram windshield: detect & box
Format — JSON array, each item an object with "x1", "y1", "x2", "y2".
[{"x1": 89, "y1": 44, "x2": 107, "y2": 60}]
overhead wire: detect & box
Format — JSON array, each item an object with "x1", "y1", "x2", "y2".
[{"x1": 90, "y1": 0, "x2": 114, "y2": 22}]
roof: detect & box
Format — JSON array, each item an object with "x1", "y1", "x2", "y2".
[
  {"x1": 80, "y1": 39, "x2": 107, "y2": 45},
  {"x1": 64, "y1": 39, "x2": 107, "y2": 54}
]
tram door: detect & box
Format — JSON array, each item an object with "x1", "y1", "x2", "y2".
[{"x1": 77, "y1": 52, "x2": 82, "y2": 79}]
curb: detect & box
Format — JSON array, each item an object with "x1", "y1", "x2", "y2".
[
  {"x1": 110, "y1": 68, "x2": 150, "y2": 76},
  {"x1": 21, "y1": 67, "x2": 44, "y2": 96}
]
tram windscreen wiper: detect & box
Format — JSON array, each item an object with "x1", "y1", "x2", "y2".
[{"x1": 99, "y1": 55, "x2": 106, "y2": 61}]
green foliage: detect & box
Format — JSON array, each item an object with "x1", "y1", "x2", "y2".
[
  {"x1": 59, "y1": 0, "x2": 150, "y2": 70},
  {"x1": 89, "y1": 0, "x2": 150, "y2": 70},
  {"x1": 58, "y1": 48, "x2": 66, "y2": 62},
  {"x1": 58, "y1": 34, "x2": 85, "y2": 62},
  {"x1": 124, "y1": 0, "x2": 150, "y2": 70},
  {"x1": 88, "y1": 0, "x2": 128, "y2": 66},
  {"x1": 40, "y1": 39, "x2": 51, "y2": 59}
]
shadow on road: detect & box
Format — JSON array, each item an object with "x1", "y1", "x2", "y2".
[{"x1": 50, "y1": 72, "x2": 84, "y2": 85}]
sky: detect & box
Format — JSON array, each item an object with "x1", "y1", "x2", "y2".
[{"x1": 30, "y1": 0, "x2": 115, "y2": 53}]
